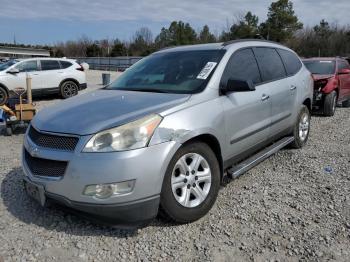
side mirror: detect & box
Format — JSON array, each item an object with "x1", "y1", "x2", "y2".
[
  {"x1": 338, "y1": 68, "x2": 350, "y2": 75},
  {"x1": 7, "y1": 68, "x2": 19, "y2": 74},
  {"x1": 221, "y1": 78, "x2": 255, "y2": 94}
]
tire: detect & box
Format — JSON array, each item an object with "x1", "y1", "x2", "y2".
[
  {"x1": 323, "y1": 91, "x2": 337, "y2": 116},
  {"x1": 0, "y1": 86, "x2": 8, "y2": 106},
  {"x1": 60, "y1": 81, "x2": 78, "y2": 99},
  {"x1": 342, "y1": 99, "x2": 350, "y2": 108},
  {"x1": 290, "y1": 105, "x2": 311, "y2": 149},
  {"x1": 160, "y1": 142, "x2": 221, "y2": 223}
]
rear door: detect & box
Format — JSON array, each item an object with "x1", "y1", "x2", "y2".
[
  {"x1": 254, "y1": 47, "x2": 296, "y2": 136},
  {"x1": 38, "y1": 60, "x2": 64, "y2": 91},
  {"x1": 337, "y1": 59, "x2": 350, "y2": 101},
  {"x1": 221, "y1": 48, "x2": 271, "y2": 159}
]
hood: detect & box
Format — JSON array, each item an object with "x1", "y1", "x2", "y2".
[
  {"x1": 32, "y1": 90, "x2": 190, "y2": 135},
  {"x1": 312, "y1": 74, "x2": 334, "y2": 81}
]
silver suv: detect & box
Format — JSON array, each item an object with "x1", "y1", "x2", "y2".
[{"x1": 22, "y1": 40, "x2": 313, "y2": 225}]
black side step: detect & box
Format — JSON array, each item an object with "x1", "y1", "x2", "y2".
[{"x1": 227, "y1": 136, "x2": 294, "y2": 179}]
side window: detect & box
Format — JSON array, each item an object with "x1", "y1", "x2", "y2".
[
  {"x1": 338, "y1": 60, "x2": 350, "y2": 71},
  {"x1": 253, "y1": 47, "x2": 287, "y2": 82},
  {"x1": 277, "y1": 49, "x2": 302, "y2": 76},
  {"x1": 221, "y1": 48, "x2": 262, "y2": 86},
  {"x1": 41, "y1": 60, "x2": 61, "y2": 71},
  {"x1": 15, "y1": 61, "x2": 38, "y2": 72},
  {"x1": 60, "y1": 61, "x2": 73, "y2": 69}
]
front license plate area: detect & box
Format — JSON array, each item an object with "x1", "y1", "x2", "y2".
[{"x1": 24, "y1": 180, "x2": 46, "y2": 207}]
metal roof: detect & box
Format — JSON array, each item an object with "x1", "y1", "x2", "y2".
[{"x1": 0, "y1": 46, "x2": 50, "y2": 57}]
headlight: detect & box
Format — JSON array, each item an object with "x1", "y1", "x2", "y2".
[{"x1": 83, "y1": 114, "x2": 162, "y2": 152}]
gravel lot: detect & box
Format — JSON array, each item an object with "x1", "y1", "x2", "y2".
[{"x1": 0, "y1": 70, "x2": 349, "y2": 261}]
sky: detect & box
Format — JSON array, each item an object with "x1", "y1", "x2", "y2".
[{"x1": 0, "y1": 0, "x2": 349, "y2": 45}]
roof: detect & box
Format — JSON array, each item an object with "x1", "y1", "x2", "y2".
[{"x1": 156, "y1": 39, "x2": 290, "y2": 53}]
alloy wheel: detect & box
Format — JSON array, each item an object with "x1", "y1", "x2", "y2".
[
  {"x1": 63, "y1": 82, "x2": 77, "y2": 98},
  {"x1": 299, "y1": 112, "x2": 310, "y2": 141},
  {"x1": 171, "y1": 153, "x2": 212, "y2": 208}
]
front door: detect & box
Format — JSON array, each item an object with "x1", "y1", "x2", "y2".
[
  {"x1": 220, "y1": 48, "x2": 271, "y2": 159},
  {"x1": 6, "y1": 60, "x2": 41, "y2": 92}
]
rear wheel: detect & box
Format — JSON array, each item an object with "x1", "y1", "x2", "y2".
[
  {"x1": 0, "y1": 86, "x2": 8, "y2": 106},
  {"x1": 323, "y1": 91, "x2": 337, "y2": 116},
  {"x1": 60, "y1": 81, "x2": 78, "y2": 99},
  {"x1": 290, "y1": 105, "x2": 310, "y2": 149},
  {"x1": 160, "y1": 142, "x2": 221, "y2": 223}
]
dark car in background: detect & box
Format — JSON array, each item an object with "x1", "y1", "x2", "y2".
[{"x1": 303, "y1": 57, "x2": 350, "y2": 116}]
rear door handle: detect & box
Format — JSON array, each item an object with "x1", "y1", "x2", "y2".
[
  {"x1": 261, "y1": 94, "x2": 270, "y2": 101},
  {"x1": 290, "y1": 85, "x2": 297, "y2": 91}
]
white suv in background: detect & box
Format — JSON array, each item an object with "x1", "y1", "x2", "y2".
[{"x1": 0, "y1": 58, "x2": 87, "y2": 105}]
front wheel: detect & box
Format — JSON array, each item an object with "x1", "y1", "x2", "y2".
[
  {"x1": 160, "y1": 142, "x2": 221, "y2": 223},
  {"x1": 60, "y1": 81, "x2": 78, "y2": 99},
  {"x1": 290, "y1": 105, "x2": 310, "y2": 149},
  {"x1": 323, "y1": 91, "x2": 337, "y2": 116}
]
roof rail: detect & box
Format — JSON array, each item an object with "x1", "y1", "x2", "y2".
[{"x1": 222, "y1": 38, "x2": 286, "y2": 47}]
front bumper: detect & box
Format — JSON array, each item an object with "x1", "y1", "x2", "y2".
[{"x1": 22, "y1": 128, "x2": 180, "y2": 223}]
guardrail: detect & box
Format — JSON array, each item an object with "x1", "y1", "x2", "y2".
[{"x1": 74, "y1": 57, "x2": 142, "y2": 71}]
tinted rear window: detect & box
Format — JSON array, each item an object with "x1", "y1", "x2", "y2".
[
  {"x1": 41, "y1": 60, "x2": 61, "y2": 70},
  {"x1": 254, "y1": 47, "x2": 287, "y2": 82},
  {"x1": 60, "y1": 61, "x2": 73, "y2": 69},
  {"x1": 221, "y1": 48, "x2": 262, "y2": 85},
  {"x1": 303, "y1": 60, "x2": 335, "y2": 75},
  {"x1": 277, "y1": 49, "x2": 302, "y2": 76}
]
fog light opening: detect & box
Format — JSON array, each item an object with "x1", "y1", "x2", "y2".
[{"x1": 83, "y1": 180, "x2": 135, "y2": 199}]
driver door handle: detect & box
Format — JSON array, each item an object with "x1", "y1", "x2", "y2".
[
  {"x1": 261, "y1": 94, "x2": 270, "y2": 101},
  {"x1": 290, "y1": 85, "x2": 297, "y2": 91}
]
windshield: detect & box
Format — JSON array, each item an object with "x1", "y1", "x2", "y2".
[
  {"x1": 303, "y1": 60, "x2": 336, "y2": 75},
  {"x1": 106, "y1": 50, "x2": 226, "y2": 94},
  {"x1": 0, "y1": 60, "x2": 18, "y2": 71}
]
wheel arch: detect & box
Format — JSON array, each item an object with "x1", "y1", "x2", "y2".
[
  {"x1": 59, "y1": 78, "x2": 80, "y2": 88},
  {"x1": 302, "y1": 97, "x2": 312, "y2": 112},
  {"x1": 181, "y1": 134, "x2": 224, "y2": 179}
]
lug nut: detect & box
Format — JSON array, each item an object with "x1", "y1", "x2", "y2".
[
  {"x1": 195, "y1": 176, "x2": 198, "y2": 180},
  {"x1": 191, "y1": 170, "x2": 195, "y2": 174},
  {"x1": 193, "y1": 183, "x2": 196, "y2": 187},
  {"x1": 187, "y1": 184, "x2": 191, "y2": 189},
  {"x1": 186, "y1": 171, "x2": 189, "y2": 176},
  {"x1": 184, "y1": 178, "x2": 188, "y2": 183}
]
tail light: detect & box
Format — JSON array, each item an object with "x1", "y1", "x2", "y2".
[{"x1": 76, "y1": 64, "x2": 84, "y2": 71}]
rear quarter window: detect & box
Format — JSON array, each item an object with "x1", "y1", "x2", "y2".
[
  {"x1": 41, "y1": 60, "x2": 61, "y2": 71},
  {"x1": 60, "y1": 61, "x2": 73, "y2": 69},
  {"x1": 253, "y1": 47, "x2": 287, "y2": 82},
  {"x1": 277, "y1": 49, "x2": 302, "y2": 76}
]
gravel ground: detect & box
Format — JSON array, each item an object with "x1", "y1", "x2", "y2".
[{"x1": 0, "y1": 73, "x2": 349, "y2": 261}]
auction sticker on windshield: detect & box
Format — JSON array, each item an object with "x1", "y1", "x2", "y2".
[{"x1": 197, "y1": 62, "x2": 218, "y2": 80}]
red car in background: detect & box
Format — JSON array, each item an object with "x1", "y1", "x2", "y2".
[{"x1": 303, "y1": 57, "x2": 350, "y2": 116}]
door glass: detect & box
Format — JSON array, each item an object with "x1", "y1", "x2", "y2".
[
  {"x1": 277, "y1": 49, "x2": 302, "y2": 76},
  {"x1": 221, "y1": 48, "x2": 262, "y2": 86},
  {"x1": 15, "y1": 61, "x2": 38, "y2": 72},
  {"x1": 41, "y1": 60, "x2": 61, "y2": 71},
  {"x1": 254, "y1": 48, "x2": 287, "y2": 82}
]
